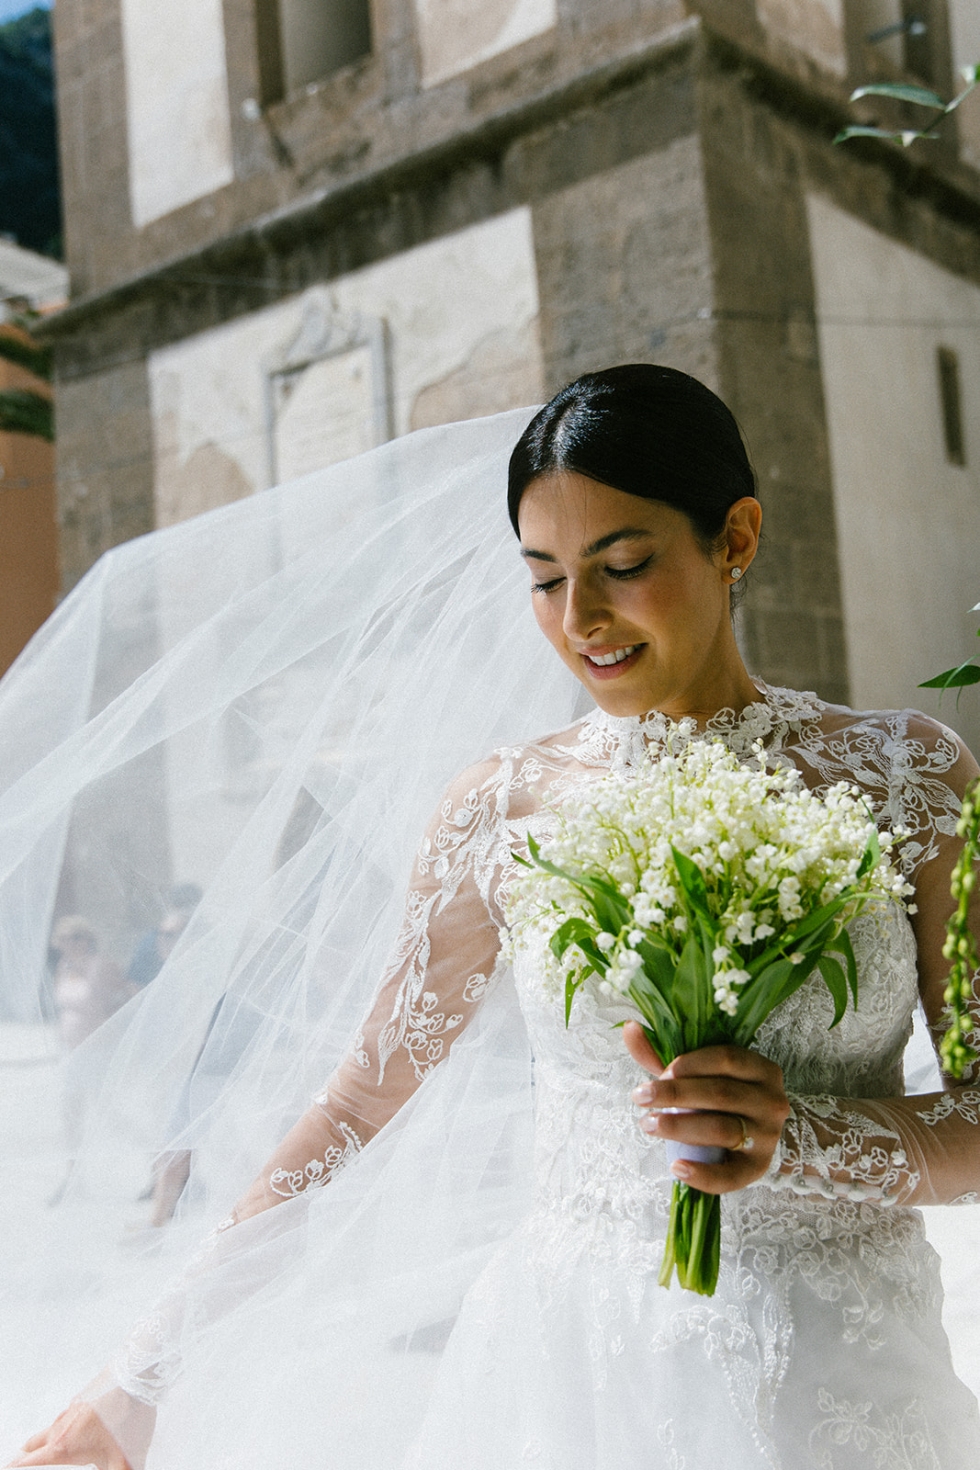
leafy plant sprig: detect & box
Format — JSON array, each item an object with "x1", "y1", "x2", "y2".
[
  {"x1": 836, "y1": 66, "x2": 979, "y2": 149},
  {"x1": 918, "y1": 603, "x2": 980, "y2": 697}
]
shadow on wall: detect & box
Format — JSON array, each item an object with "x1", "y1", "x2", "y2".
[{"x1": 410, "y1": 320, "x2": 544, "y2": 431}]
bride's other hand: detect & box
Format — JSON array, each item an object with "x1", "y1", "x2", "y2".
[
  {"x1": 623, "y1": 1021, "x2": 789, "y2": 1191},
  {"x1": 7, "y1": 1389, "x2": 155, "y2": 1470}
]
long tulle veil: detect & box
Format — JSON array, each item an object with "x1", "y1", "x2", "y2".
[{"x1": 0, "y1": 408, "x2": 591, "y2": 1463}]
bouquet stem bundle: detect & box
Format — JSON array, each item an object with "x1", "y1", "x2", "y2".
[{"x1": 506, "y1": 737, "x2": 912, "y2": 1297}]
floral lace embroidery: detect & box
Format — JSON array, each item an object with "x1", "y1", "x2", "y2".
[
  {"x1": 769, "y1": 1096, "x2": 919, "y2": 1204},
  {"x1": 809, "y1": 1389, "x2": 940, "y2": 1469},
  {"x1": 269, "y1": 1119, "x2": 362, "y2": 1197},
  {"x1": 657, "y1": 1421, "x2": 687, "y2": 1469},
  {"x1": 375, "y1": 890, "x2": 464, "y2": 1085},
  {"x1": 915, "y1": 1088, "x2": 980, "y2": 1127}
]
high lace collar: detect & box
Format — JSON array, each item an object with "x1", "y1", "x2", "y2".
[{"x1": 576, "y1": 682, "x2": 825, "y2": 771}]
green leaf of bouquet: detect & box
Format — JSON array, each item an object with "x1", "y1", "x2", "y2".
[
  {"x1": 635, "y1": 938, "x2": 677, "y2": 1000},
  {"x1": 582, "y1": 882, "x2": 632, "y2": 936},
  {"x1": 795, "y1": 918, "x2": 839, "y2": 957},
  {"x1": 746, "y1": 903, "x2": 843, "y2": 979},
  {"x1": 945, "y1": 80, "x2": 979, "y2": 115},
  {"x1": 550, "y1": 916, "x2": 601, "y2": 964},
  {"x1": 834, "y1": 926, "x2": 859, "y2": 1007},
  {"x1": 524, "y1": 836, "x2": 631, "y2": 933},
  {"x1": 856, "y1": 827, "x2": 880, "y2": 880},
  {"x1": 671, "y1": 847, "x2": 711, "y2": 917},
  {"x1": 524, "y1": 833, "x2": 579, "y2": 882},
  {"x1": 628, "y1": 973, "x2": 682, "y2": 1057},
  {"x1": 732, "y1": 949, "x2": 823, "y2": 1045},
  {"x1": 850, "y1": 82, "x2": 946, "y2": 108},
  {"x1": 919, "y1": 662, "x2": 980, "y2": 690},
  {"x1": 732, "y1": 958, "x2": 796, "y2": 1043},
  {"x1": 817, "y1": 954, "x2": 848, "y2": 1027},
  {"x1": 672, "y1": 932, "x2": 711, "y2": 1048},
  {"x1": 527, "y1": 833, "x2": 596, "y2": 891},
  {"x1": 785, "y1": 900, "x2": 847, "y2": 945}
]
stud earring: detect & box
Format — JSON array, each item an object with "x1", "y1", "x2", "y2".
[{"x1": 730, "y1": 567, "x2": 744, "y2": 581}]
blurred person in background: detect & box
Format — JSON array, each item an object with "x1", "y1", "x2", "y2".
[
  {"x1": 126, "y1": 884, "x2": 203, "y2": 993},
  {"x1": 48, "y1": 915, "x2": 127, "y2": 1205}
]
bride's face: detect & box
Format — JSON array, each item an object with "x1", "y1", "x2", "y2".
[{"x1": 518, "y1": 471, "x2": 754, "y2": 719}]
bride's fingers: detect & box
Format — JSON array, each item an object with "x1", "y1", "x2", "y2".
[
  {"x1": 621, "y1": 1020, "x2": 664, "y2": 1076},
  {"x1": 639, "y1": 1073, "x2": 786, "y2": 1127},
  {"x1": 664, "y1": 1044, "x2": 783, "y2": 1087},
  {"x1": 667, "y1": 1153, "x2": 764, "y2": 1195},
  {"x1": 641, "y1": 1107, "x2": 757, "y2": 1153}
]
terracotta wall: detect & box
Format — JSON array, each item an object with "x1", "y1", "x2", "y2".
[{"x1": 0, "y1": 327, "x2": 58, "y2": 678}]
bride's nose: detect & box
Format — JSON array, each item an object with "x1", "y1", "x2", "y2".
[{"x1": 562, "y1": 577, "x2": 610, "y2": 642}]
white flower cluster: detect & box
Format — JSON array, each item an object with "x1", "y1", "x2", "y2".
[{"x1": 505, "y1": 736, "x2": 912, "y2": 1016}]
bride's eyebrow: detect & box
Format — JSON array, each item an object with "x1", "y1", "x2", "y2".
[{"x1": 520, "y1": 528, "x2": 654, "y2": 563}]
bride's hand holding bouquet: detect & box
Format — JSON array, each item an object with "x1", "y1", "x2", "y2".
[
  {"x1": 624, "y1": 1022, "x2": 790, "y2": 1192},
  {"x1": 505, "y1": 732, "x2": 914, "y2": 1296}
]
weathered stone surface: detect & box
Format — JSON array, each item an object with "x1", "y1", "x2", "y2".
[
  {"x1": 41, "y1": 2, "x2": 980, "y2": 719},
  {"x1": 533, "y1": 134, "x2": 717, "y2": 392},
  {"x1": 54, "y1": 356, "x2": 155, "y2": 593}
]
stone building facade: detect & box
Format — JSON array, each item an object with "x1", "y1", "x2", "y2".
[{"x1": 40, "y1": 0, "x2": 980, "y2": 751}]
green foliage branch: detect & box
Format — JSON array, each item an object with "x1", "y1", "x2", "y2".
[
  {"x1": 0, "y1": 316, "x2": 54, "y2": 442},
  {"x1": 939, "y1": 784, "x2": 980, "y2": 1078},
  {"x1": 836, "y1": 67, "x2": 979, "y2": 148}
]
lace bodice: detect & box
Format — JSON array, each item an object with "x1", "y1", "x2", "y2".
[{"x1": 113, "y1": 686, "x2": 980, "y2": 1406}]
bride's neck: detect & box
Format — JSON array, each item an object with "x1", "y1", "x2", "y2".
[{"x1": 601, "y1": 662, "x2": 762, "y2": 728}]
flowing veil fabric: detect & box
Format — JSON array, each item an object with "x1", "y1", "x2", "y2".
[
  {"x1": 1, "y1": 407, "x2": 978, "y2": 1467},
  {"x1": 0, "y1": 408, "x2": 590, "y2": 1463}
]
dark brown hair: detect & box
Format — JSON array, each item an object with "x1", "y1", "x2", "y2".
[{"x1": 508, "y1": 365, "x2": 757, "y2": 549}]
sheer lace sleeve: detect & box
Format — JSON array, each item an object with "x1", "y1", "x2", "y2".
[
  {"x1": 231, "y1": 754, "x2": 513, "y2": 1220},
  {"x1": 108, "y1": 753, "x2": 516, "y2": 1406},
  {"x1": 768, "y1": 714, "x2": 980, "y2": 1208}
]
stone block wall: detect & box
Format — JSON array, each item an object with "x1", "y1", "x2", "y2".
[
  {"x1": 55, "y1": 356, "x2": 155, "y2": 593},
  {"x1": 40, "y1": 5, "x2": 980, "y2": 717}
]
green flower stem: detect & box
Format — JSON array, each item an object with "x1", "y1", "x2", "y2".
[
  {"x1": 659, "y1": 1183, "x2": 721, "y2": 1296},
  {"x1": 940, "y1": 777, "x2": 980, "y2": 1078}
]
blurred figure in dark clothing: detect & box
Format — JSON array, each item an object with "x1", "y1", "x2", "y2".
[{"x1": 127, "y1": 883, "x2": 202, "y2": 991}]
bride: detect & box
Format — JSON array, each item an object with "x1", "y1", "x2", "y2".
[{"x1": 5, "y1": 365, "x2": 980, "y2": 1468}]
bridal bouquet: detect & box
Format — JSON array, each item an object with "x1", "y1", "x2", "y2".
[{"x1": 504, "y1": 734, "x2": 913, "y2": 1296}]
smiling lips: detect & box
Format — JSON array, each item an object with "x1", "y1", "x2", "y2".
[{"x1": 580, "y1": 643, "x2": 644, "y2": 679}]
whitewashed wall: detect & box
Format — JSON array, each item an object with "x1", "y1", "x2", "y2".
[
  {"x1": 949, "y1": 0, "x2": 980, "y2": 171},
  {"x1": 413, "y1": 0, "x2": 556, "y2": 88},
  {"x1": 807, "y1": 192, "x2": 980, "y2": 755},
  {"x1": 120, "y1": 0, "x2": 234, "y2": 228},
  {"x1": 148, "y1": 206, "x2": 543, "y2": 528}
]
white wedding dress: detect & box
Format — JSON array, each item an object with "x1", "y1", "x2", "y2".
[
  {"x1": 110, "y1": 686, "x2": 980, "y2": 1470},
  {"x1": 1, "y1": 413, "x2": 979, "y2": 1470}
]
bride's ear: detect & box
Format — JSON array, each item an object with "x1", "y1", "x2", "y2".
[{"x1": 720, "y1": 498, "x2": 762, "y2": 581}]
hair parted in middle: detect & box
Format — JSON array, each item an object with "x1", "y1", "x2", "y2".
[{"x1": 507, "y1": 364, "x2": 758, "y2": 554}]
